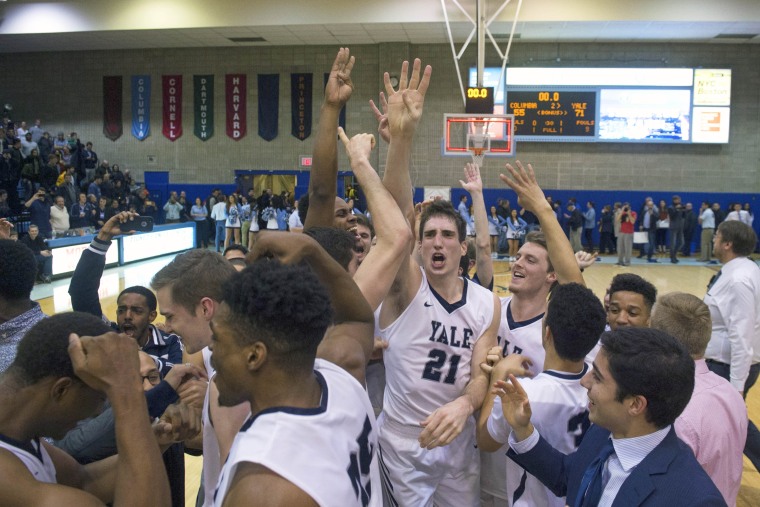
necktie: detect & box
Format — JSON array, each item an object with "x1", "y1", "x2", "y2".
[
  {"x1": 707, "y1": 270, "x2": 722, "y2": 292},
  {"x1": 575, "y1": 438, "x2": 615, "y2": 507}
]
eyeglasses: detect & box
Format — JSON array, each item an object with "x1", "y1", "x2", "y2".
[{"x1": 141, "y1": 371, "x2": 161, "y2": 386}]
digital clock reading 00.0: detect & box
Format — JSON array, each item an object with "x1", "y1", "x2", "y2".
[
  {"x1": 506, "y1": 90, "x2": 597, "y2": 137},
  {"x1": 465, "y1": 87, "x2": 495, "y2": 114}
]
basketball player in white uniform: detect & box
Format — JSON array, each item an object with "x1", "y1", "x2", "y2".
[
  {"x1": 377, "y1": 199, "x2": 500, "y2": 507},
  {"x1": 478, "y1": 283, "x2": 607, "y2": 506},
  {"x1": 211, "y1": 240, "x2": 380, "y2": 506},
  {"x1": 0, "y1": 312, "x2": 175, "y2": 506},
  {"x1": 481, "y1": 161, "x2": 589, "y2": 505}
]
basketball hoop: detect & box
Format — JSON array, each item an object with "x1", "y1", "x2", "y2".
[{"x1": 467, "y1": 119, "x2": 490, "y2": 167}]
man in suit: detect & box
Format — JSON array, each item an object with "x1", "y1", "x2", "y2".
[{"x1": 496, "y1": 327, "x2": 726, "y2": 506}]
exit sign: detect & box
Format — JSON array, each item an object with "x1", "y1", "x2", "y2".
[{"x1": 300, "y1": 155, "x2": 313, "y2": 168}]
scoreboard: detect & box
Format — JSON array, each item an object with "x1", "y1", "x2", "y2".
[{"x1": 507, "y1": 91, "x2": 596, "y2": 137}]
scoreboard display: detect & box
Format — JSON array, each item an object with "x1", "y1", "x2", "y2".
[
  {"x1": 507, "y1": 91, "x2": 596, "y2": 137},
  {"x1": 469, "y1": 67, "x2": 731, "y2": 144}
]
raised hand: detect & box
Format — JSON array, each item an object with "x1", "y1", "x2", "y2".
[
  {"x1": 68, "y1": 332, "x2": 141, "y2": 394},
  {"x1": 337, "y1": 127, "x2": 375, "y2": 166},
  {"x1": 575, "y1": 250, "x2": 598, "y2": 270},
  {"x1": 499, "y1": 161, "x2": 552, "y2": 215},
  {"x1": 247, "y1": 231, "x2": 319, "y2": 266},
  {"x1": 368, "y1": 92, "x2": 390, "y2": 144},
  {"x1": 0, "y1": 218, "x2": 13, "y2": 239},
  {"x1": 493, "y1": 374, "x2": 534, "y2": 441},
  {"x1": 459, "y1": 162, "x2": 483, "y2": 195},
  {"x1": 324, "y1": 47, "x2": 355, "y2": 109},
  {"x1": 385, "y1": 58, "x2": 432, "y2": 138}
]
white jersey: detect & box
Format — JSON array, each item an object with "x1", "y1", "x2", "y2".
[
  {"x1": 483, "y1": 297, "x2": 545, "y2": 501},
  {"x1": 0, "y1": 436, "x2": 57, "y2": 484},
  {"x1": 214, "y1": 359, "x2": 381, "y2": 507},
  {"x1": 487, "y1": 366, "x2": 591, "y2": 507},
  {"x1": 201, "y1": 346, "x2": 222, "y2": 507},
  {"x1": 497, "y1": 297, "x2": 545, "y2": 376},
  {"x1": 379, "y1": 267, "x2": 496, "y2": 426}
]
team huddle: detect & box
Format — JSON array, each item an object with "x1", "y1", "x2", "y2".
[{"x1": 0, "y1": 47, "x2": 757, "y2": 507}]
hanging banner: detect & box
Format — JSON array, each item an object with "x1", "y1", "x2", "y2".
[
  {"x1": 258, "y1": 74, "x2": 279, "y2": 142},
  {"x1": 291, "y1": 73, "x2": 312, "y2": 140},
  {"x1": 162, "y1": 75, "x2": 183, "y2": 141},
  {"x1": 324, "y1": 72, "x2": 346, "y2": 131},
  {"x1": 194, "y1": 75, "x2": 214, "y2": 141},
  {"x1": 131, "y1": 75, "x2": 151, "y2": 140},
  {"x1": 226, "y1": 74, "x2": 247, "y2": 140},
  {"x1": 103, "y1": 76, "x2": 123, "y2": 141}
]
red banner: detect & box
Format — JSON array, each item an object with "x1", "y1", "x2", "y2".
[
  {"x1": 103, "y1": 76, "x2": 123, "y2": 141},
  {"x1": 162, "y1": 75, "x2": 183, "y2": 141},
  {"x1": 226, "y1": 74, "x2": 247, "y2": 140}
]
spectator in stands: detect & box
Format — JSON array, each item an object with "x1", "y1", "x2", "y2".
[
  {"x1": 83, "y1": 142, "x2": 98, "y2": 180},
  {"x1": 712, "y1": 202, "x2": 726, "y2": 229},
  {"x1": 53, "y1": 131, "x2": 67, "y2": 153},
  {"x1": 70, "y1": 193, "x2": 91, "y2": 230},
  {"x1": 87, "y1": 175, "x2": 102, "y2": 201},
  {"x1": 111, "y1": 164, "x2": 125, "y2": 184},
  {"x1": 37, "y1": 131, "x2": 53, "y2": 161},
  {"x1": 211, "y1": 193, "x2": 227, "y2": 252},
  {"x1": 50, "y1": 195, "x2": 70, "y2": 237},
  {"x1": 19, "y1": 132, "x2": 37, "y2": 158},
  {"x1": 28, "y1": 119, "x2": 43, "y2": 143},
  {"x1": 15, "y1": 121, "x2": 27, "y2": 137},
  {"x1": 0, "y1": 227, "x2": 47, "y2": 373},
  {"x1": 99, "y1": 172, "x2": 114, "y2": 200},
  {"x1": 19, "y1": 224, "x2": 53, "y2": 283},
  {"x1": 56, "y1": 171, "x2": 78, "y2": 209},
  {"x1": 1, "y1": 148, "x2": 21, "y2": 213},
  {"x1": 24, "y1": 188, "x2": 52, "y2": 239},
  {"x1": 682, "y1": 202, "x2": 697, "y2": 256},
  {"x1": 105, "y1": 197, "x2": 122, "y2": 222},
  {"x1": 583, "y1": 201, "x2": 596, "y2": 252},
  {"x1": 141, "y1": 196, "x2": 158, "y2": 223},
  {"x1": 616, "y1": 203, "x2": 636, "y2": 266},
  {"x1": 0, "y1": 190, "x2": 10, "y2": 218},
  {"x1": 92, "y1": 196, "x2": 108, "y2": 229}
]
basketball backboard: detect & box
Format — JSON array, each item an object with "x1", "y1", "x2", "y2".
[{"x1": 442, "y1": 113, "x2": 515, "y2": 165}]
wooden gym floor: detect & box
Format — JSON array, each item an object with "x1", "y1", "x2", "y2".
[{"x1": 33, "y1": 253, "x2": 760, "y2": 506}]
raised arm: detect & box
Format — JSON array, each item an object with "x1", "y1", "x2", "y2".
[
  {"x1": 460, "y1": 163, "x2": 493, "y2": 288},
  {"x1": 380, "y1": 59, "x2": 432, "y2": 225},
  {"x1": 500, "y1": 162, "x2": 584, "y2": 286},
  {"x1": 69, "y1": 212, "x2": 139, "y2": 319},
  {"x1": 247, "y1": 233, "x2": 374, "y2": 384},
  {"x1": 339, "y1": 128, "x2": 412, "y2": 310},
  {"x1": 305, "y1": 47, "x2": 355, "y2": 230}
]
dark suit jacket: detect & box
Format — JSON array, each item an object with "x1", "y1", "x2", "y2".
[{"x1": 507, "y1": 424, "x2": 726, "y2": 507}]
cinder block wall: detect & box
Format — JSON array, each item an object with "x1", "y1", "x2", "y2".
[{"x1": 1, "y1": 42, "x2": 758, "y2": 193}]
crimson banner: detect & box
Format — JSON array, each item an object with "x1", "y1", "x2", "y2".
[
  {"x1": 103, "y1": 76, "x2": 123, "y2": 141},
  {"x1": 226, "y1": 74, "x2": 247, "y2": 140},
  {"x1": 162, "y1": 75, "x2": 182, "y2": 141}
]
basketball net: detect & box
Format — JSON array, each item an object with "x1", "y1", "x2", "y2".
[{"x1": 468, "y1": 120, "x2": 491, "y2": 167}]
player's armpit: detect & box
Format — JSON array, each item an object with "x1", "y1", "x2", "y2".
[{"x1": 222, "y1": 462, "x2": 319, "y2": 507}]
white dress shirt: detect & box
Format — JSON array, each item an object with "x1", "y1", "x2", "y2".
[{"x1": 704, "y1": 256, "x2": 760, "y2": 391}]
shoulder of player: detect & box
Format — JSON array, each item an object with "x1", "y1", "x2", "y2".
[{"x1": 223, "y1": 462, "x2": 318, "y2": 507}]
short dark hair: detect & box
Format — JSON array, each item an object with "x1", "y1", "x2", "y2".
[
  {"x1": 609, "y1": 273, "x2": 657, "y2": 311},
  {"x1": 220, "y1": 260, "x2": 333, "y2": 368},
  {"x1": 304, "y1": 227, "x2": 355, "y2": 271},
  {"x1": 223, "y1": 244, "x2": 249, "y2": 257},
  {"x1": 600, "y1": 327, "x2": 694, "y2": 428},
  {"x1": 151, "y1": 249, "x2": 237, "y2": 314},
  {"x1": 419, "y1": 200, "x2": 466, "y2": 242},
  {"x1": 10, "y1": 312, "x2": 111, "y2": 385},
  {"x1": 717, "y1": 220, "x2": 757, "y2": 257},
  {"x1": 119, "y1": 286, "x2": 157, "y2": 312},
  {"x1": 354, "y1": 213, "x2": 374, "y2": 238},
  {"x1": 547, "y1": 283, "x2": 606, "y2": 361},
  {"x1": 0, "y1": 240, "x2": 37, "y2": 300}
]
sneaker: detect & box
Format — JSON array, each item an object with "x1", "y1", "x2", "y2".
[
  {"x1": 648, "y1": 259, "x2": 658, "y2": 263},
  {"x1": 42, "y1": 275, "x2": 52, "y2": 284},
  {"x1": 671, "y1": 259, "x2": 679, "y2": 264}
]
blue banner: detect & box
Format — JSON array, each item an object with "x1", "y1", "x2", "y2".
[{"x1": 131, "y1": 75, "x2": 151, "y2": 140}]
